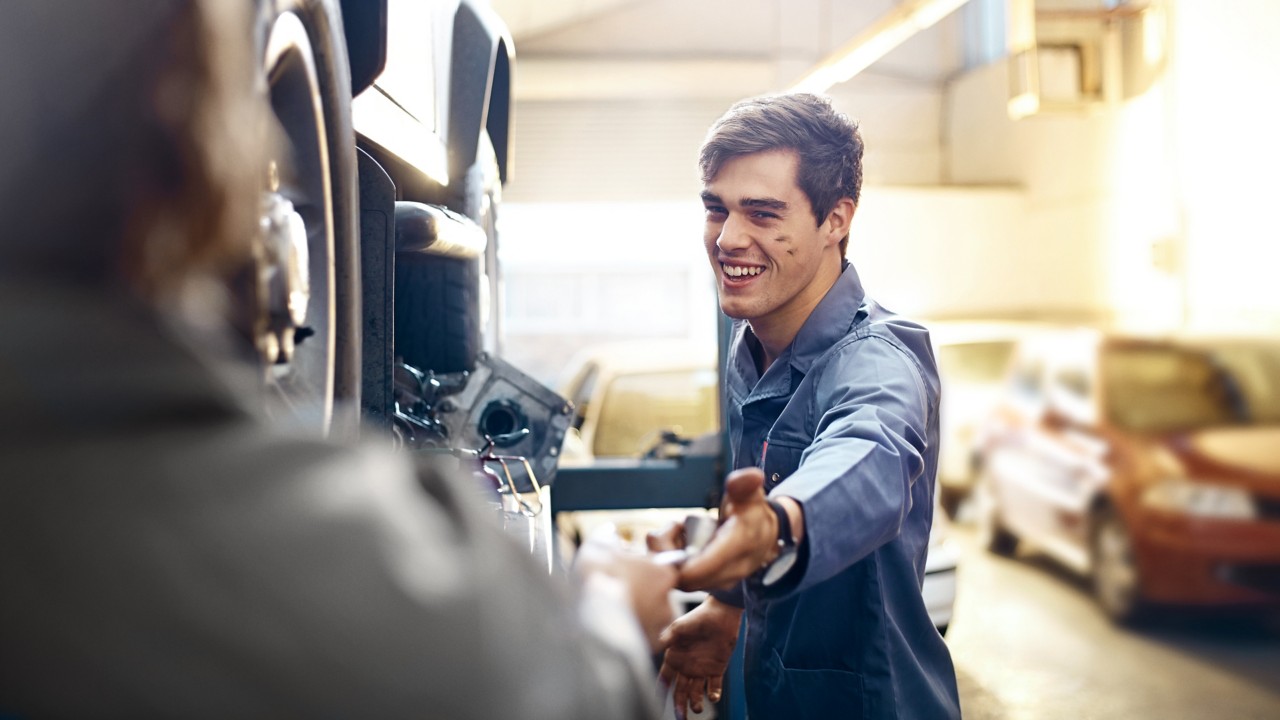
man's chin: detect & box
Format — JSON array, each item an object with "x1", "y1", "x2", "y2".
[{"x1": 716, "y1": 301, "x2": 752, "y2": 321}]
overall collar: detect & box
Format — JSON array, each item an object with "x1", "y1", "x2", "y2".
[
  {"x1": 730, "y1": 260, "x2": 867, "y2": 402},
  {"x1": 788, "y1": 259, "x2": 866, "y2": 374}
]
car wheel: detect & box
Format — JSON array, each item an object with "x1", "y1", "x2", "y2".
[
  {"x1": 1091, "y1": 506, "x2": 1147, "y2": 624},
  {"x1": 253, "y1": 0, "x2": 359, "y2": 436},
  {"x1": 395, "y1": 253, "x2": 481, "y2": 374},
  {"x1": 975, "y1": 469, "x2": 1018, "y2": 556}
]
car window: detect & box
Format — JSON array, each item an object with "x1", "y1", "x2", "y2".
[
  {"x1": 1197, "y1": 343, "x2": 1280, "y2": 424},
  {"x1": 1102, "y1": 345, "x2": 1265, "y2": 432},
  {"x1": 593, "y1": 369, "x2": 718, "y2": 457}
]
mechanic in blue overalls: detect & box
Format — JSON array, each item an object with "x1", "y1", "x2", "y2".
[{"x1": 653, "y1": 93, "x2": 961, "y2": 720}]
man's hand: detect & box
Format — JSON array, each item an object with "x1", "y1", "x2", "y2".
[
  {"x1": 659, "y1": 597, "x2": 743, "y2": 719},
  {"x1": 645, "y1": 518, "x2": 687, "y2": 554},
  {"x1": 675, "y1": 467, "x2": 780, "y2": 591},
  {"x1": 574, "y1": 539, "x2": 678, "y2": 651}
]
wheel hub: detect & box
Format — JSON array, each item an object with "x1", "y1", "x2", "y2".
[{"x1": 257, "y1": 161, "x2": 311, "y2": 364}]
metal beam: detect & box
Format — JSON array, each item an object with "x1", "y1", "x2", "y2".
[{"x1": 552, "y1": 455, "x2": 722, "y2": 512}]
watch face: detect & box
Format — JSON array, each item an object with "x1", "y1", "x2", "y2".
[{"x1": 762, "y1": 548, "x2": 798, "y2": 586}]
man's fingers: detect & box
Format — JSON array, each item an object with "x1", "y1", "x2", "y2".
[
  {"x1": 646, "y1": 521, "x2": 685, "y2": 553},
  {"x1": 708, "y1": 675, "x2": 724, "y2": 703},
  {"x1": 723, "y1": 466, "x2": 765, "y2": 505},
  {"x1": 676, "y1": 521, "x2": 757, "y2": 591},
  {"x1": 673, "y1": 672, "x2": 699, "y2": 719}
]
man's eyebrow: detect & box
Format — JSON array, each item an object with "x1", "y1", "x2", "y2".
[
  {"x1": 700, "y1": 192, "x2": 789, "y2": 212},
  {"x1": 740, "y1": 197, "x2": 789, "y2": 211}
]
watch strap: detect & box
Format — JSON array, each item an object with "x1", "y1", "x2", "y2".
[
  {"x1": 767, "y1": 499, "x2": 795, "y2": 551},
  {"x1": 762, "y1": 499, "x2": 798, "y2": 587}
]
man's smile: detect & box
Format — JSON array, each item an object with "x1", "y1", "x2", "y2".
[{"x1": 721, "y1": 262, "x2": 765, "y2": 282}]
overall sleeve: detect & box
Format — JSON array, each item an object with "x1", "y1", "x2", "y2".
[{"x1": 766, "y1": 334, "x2": 932, "y2": 598}]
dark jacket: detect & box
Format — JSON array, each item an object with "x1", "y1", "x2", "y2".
[{"x1": 0, "y1": 280, "x2": 658, "y2": 719}]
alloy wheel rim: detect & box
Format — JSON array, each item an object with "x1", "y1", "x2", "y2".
[
  {"x1": 258, "y1": 11, "x2": 335, "y2": 434},
  {"x1": 1095, "y1": 516, "x2": 1138, "y2": 615}
]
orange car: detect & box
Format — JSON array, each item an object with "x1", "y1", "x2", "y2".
[{"x1": 975, "y1": 328, "x2": 1280, "y2": 623}]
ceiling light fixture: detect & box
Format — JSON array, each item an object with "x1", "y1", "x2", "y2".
[{"x1": 790, "y1": 0, "x2": 973, "y2": 94}]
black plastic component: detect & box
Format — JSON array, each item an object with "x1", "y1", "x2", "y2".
[
  {"x1": 432, "y1": 353, "x2": 573, "y2": 492},
  {"x1": 338, "y1": 0, "x2": 388, "y2": 96},
  {"x1": 448, "y1": 2, "x2": 496, "y2": 182},
  {"x1": 485, "y1": 39, "x2": 512, "y2": 184},
  {"x1": 357, "y1": 149, "x2": 395, "y2": 426},
  {"x1": 479, "y1": 399, "x2": 527, "y2": 445}
]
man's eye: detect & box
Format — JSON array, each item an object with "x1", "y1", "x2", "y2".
[
  {"x1": 753, "y1": 211, "x2": 779, "y2": 220},
  {"x1": 704, "y1": 206, "x2": 727, "y2": 218}
]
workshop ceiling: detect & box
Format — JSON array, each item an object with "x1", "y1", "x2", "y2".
[{"x1": 489, "y1": 0, "x2": 970, "y2": 101}]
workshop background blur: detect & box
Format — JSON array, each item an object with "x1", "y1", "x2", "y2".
[
  {"x1": 485, "y1": 1, "x2": 1280, "y2": 717},
  {"x1": 493, "y1": 0, "x2": 1277, "y2": 382}
]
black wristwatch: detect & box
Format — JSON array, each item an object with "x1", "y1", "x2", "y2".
[{"x1": 762, "y1": 499, "x2": 798, "y2": 586}]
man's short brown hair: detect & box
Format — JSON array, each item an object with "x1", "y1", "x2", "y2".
[{"x1": 698, "y1": 93, "x2": 863, "y2": 256}]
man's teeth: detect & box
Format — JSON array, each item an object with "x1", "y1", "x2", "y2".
[{"x1": 723, "y1": 265, "x2": 763, "y2": 278}]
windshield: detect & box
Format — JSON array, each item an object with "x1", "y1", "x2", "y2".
[{"x1": 1103, "y1": 342, "x2": 1280, "y2": 433}]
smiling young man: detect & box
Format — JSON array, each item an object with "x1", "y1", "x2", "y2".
[{"x1": 655, "y1": 94, "x2": 961, "y2": 719}]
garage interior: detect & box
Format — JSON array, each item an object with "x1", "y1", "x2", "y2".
[
  {"x1": 486, "y1": 1, "x2": 1280, "y2": 717},
  {"x1": 488, "y1": 0, "x2": 1276, "y2": 381}
]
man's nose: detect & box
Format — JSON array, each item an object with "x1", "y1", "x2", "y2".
[{"x1": 716, "y1": 213, "x2": 752, "y2": 253}]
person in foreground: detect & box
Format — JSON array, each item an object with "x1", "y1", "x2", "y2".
[
  {"x1": 0, "y1": 3, "x2": 672, "y2": 718},
  {"x1": 652, "y1": 93, "x2": 961, "y2": 719}
]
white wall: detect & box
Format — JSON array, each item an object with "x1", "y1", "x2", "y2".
[
  {"x1": 943, "y1": 0, "x2": 1280, "y2": 335},
  {"x1": 1169, "y1": 0, "x2": 1280, "y2": 333},
  {"x1": 850, "y1": 186, "x2": 1091, "y2": 321}
]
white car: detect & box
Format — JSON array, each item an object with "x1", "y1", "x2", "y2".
[
  {"x1": 923, "y1": 503, "x2": 960, "y2": 634},
  {"x1": 557, "y1": 339, "x2": 958, "y2": 635},
  {"x1": 927, "y1": 320, "x2": 1060, "y2": 517}
]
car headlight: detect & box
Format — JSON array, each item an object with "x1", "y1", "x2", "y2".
[{"x1": 1141, "y1": 479, "x2": 1257, "y2": 520}]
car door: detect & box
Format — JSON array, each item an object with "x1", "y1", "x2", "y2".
[
  {"x1": 988, "y1": 342, "x2": 1062, "y2": 549},
  {"x1": 1033, "y1": 345, "x2": 1112, "y2": 569}
]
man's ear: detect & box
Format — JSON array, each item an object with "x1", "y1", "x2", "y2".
[{"x1": 824, "y1": 197, "x2": 856, "y2": 247}]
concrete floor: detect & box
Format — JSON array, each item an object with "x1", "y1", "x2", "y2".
[{"x1": 945, "y1": 524, "x2": 1280, "y2": 719}]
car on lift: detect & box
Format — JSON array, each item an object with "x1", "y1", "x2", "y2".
[
  {"x1": 248, "y1": 0, "x2": 517, "y2": 429},
  {"x1": 247, "y1": 0, "x2": 573, "y2": 481},
  {"x1": 974, "y1": 328, "x2": 1280, "y2": 623}
]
